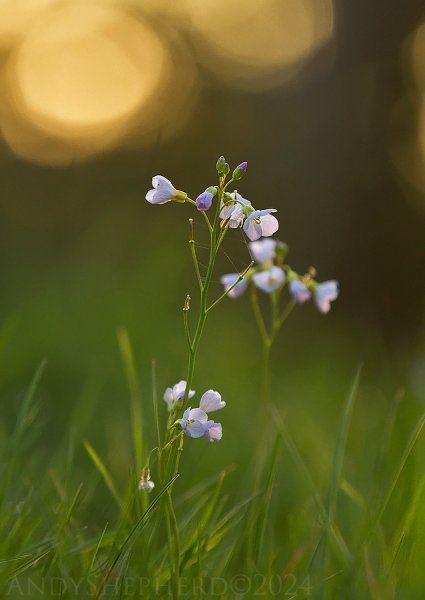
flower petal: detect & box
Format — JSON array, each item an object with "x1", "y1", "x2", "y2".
[
  {"x1": 253, "y1": 267, "x2": 285, "y2": 293},
  {"x1": 188, "y1": 408, "x2": 208, "y2": 423},
  {"x1": 289, "y1": 280, "x2": 311, "y2": 304},
  {"x1": 259, "y1": 214, "x2": 279, "y2": 237},
  {"x1": 199, "y1": 390, "x2": 226, "y2": 412},
  {"x1": 249, "y1": 239, "x2": 277, "y2": 264},
  {"x1": 220, "y1": 273, "x2": 248, "y2": 298},
  {"x1": 203, "y1": 421, "x2": 222, "y2": 442}
]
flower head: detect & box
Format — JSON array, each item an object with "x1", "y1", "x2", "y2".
[
  {"x1": 314, "y1": 280, "x2": 339, "y2": 314},
  {"x1": 196, "y1": 187, "x2": 216, "y2": 211},
  {"x1": 199, "y1": 390, "x2": 226, "y2": 412},
  {"x1": 220, "y1": 193, "x2": 252, "y2": 228},
  {"x1": 145, "y1": 176, "x2": 187, "y2": 205},
  {"x1": 163, "y1": 380, "x2": 195, "y2": 411},
  {"x1": 249, "y1": 239, "x2": 277, "y2": 265},
  {"x1": 181, "y1": 407, "x2": 209, "y2": 438},
  {"x1": 203, "y1": 421, "x2": 222, "y2": 442},
  {"x1": 220, "y1": 273, "x2": 248, "y2": 298},
  {"x1": 289, "y1": 280, "x2": 312, "y2": 304},
  {"x1": 253, "y1": 266, "x2": 285, "y2": 293},
  {"x1": 243, "y1": 209, "x2": 279, "y2": 241},
  {"x1": 180, "y1": 388, "x2": 225, "y2": 442}
]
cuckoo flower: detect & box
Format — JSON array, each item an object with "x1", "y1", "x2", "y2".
[
  {"x1": 249, "y1": 238, "x2": 277, "y2": 265},
  {"x1": 220, "y1": 273, "x2": 248, "y2": 298},
  {"x1": 243, "y1": 209, "x2": 279, "y2": 241},
  {"x1": 196, "y1": 187, "x2": 216, "y2": 211},
  {"x1": 181, "y1": 408, "x2": 209, "y2": 438},
  {"x1": 163, "y1": 380, "x2": 195, "y2": 411},
  {"x1": 199, "y1": 389, "x2": 226, "y2": 412},
  {"x1": 289, "y1": 280, "x2": 312, "y2": 304},
  {"x1": 203, "y1": 421, "x2": 222, "y2": 442},
  {"x1": 253, "y1": 266, "x2": 285, "y2": 294},
  {"x1": 314, "y1": 280, "x2": 339, "y2": 314},
  {"x1": 220, "y1": 192, "x2": 252, "y2": 228},
  {"x1": 145, "y1": 176, "x2": 187, "y2": 205}
]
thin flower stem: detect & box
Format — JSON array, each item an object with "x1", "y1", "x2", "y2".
[
  {"x1": 181, "y1": 182, "x2": 226, "y2": 409},
  {"x1": 188, "y1": 218, "x2": 203, "y2": 290},
  {"x1": 223, "y1": 178, "x2": 234, "y2": 191},
  {"x1": 151, "y1": 360, "x2": 161, "y2": 449},
  {"x1": 185, "y1": 198, "x2": 213, "y2": 233},
  {"x1": 277, "y1": 299, "x2": 296, "y2": 330},
  {"x1": 250, "y1": 285, "x2": 269, "y2": 345},
  {"x1": 183, "y1": 307, "x2": 192, "y2": 351},
  {"x1": 207, "y1": 261, "x2": 254, "y2": 313},
  {"x1": 189, "y1": 240, "x2": 203, "y2": 290}
]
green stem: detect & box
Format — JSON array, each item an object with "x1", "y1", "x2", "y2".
[
  {"x1": 182, "y1": 184, "x2": 225, "y2": 408},
  {"x1": 207, "y1": 261, "x2": 254, "y2": 313}
]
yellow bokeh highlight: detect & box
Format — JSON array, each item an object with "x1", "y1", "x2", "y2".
[
  {"x1": 184, "y1": 0, "x2": 335, "y2": 89},
  {"x1": 389, "y1": 19, "x2": 425, "y2": 205},
  {"x1": 0, "y1": 1, "x2": 197, "y2": 165}
]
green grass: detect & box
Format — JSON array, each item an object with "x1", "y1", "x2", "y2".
[{"x1": 1, "y1": 332, "x2": 425, "y2": 600}]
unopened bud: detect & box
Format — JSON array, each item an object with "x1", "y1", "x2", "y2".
[
  {"x1": 232, "y1": 161, "x2": 247, "y2": 181},
  {"x1": 195, "y1": 187, "x2": 216, "y2": 211},
  {"x1": 216, "y1": 156, "x2": 230, "y2": 177}
]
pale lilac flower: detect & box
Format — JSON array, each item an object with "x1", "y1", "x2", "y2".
[
  {"x1": 249, "y1": 239, "x2": 277, "y2": 264},
  {"x1": 289, "y1": 280, "x2": 312, "y2": 304},
  {"x1": 199, "y1": 390, "x2": 226, "y2": 412},
  {"x1": 181, "y1": 407, "x2": 209, "y2": 438},
  {"x1": 220, "y1": 273, "x2": 248, "y2": 298},
  {"x1": 253, "y1": 266, "x2": 285, "y2": 293},
  {"x1": 196, "y1": 187, "x2": 216, "y2": 211},
  {"x1": 203, "y1": 421, "x2": 222, "y2": 442},
  {"x1": 220, "y1": 193, "x2": 252, "y2": 228},
  {"x1": 314, "y1": 280, "x2": 339, "y2": 314},
  {"x1": 145, "y1": 176, "x2": 186, "y2": 205},
  {"x1": 163, "y1": 380, "x2": 195, "y2": 410},
  {"x1": 243, "y1": 209, "x2": 279, "y2": 241}
]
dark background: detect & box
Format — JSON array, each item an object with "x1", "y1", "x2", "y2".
[{"x1": 0, "y1": 0, "x2": 425, "y2": 426}]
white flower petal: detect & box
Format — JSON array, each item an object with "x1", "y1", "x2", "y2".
[
  {"x1": 259, "y1": 214, "x2": 279, "y2": 237},
  {"x1": 199, "y1": 390, "x2": 226, "y2": 412}
]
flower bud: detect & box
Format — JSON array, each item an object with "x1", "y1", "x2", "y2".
[
  {"x1": 196, "y1": 186, "x2": 216, "y2": 211},
  {"x1": 232, "y1": 161, "x2": 247, "y2": 181},
  {"x1": 216, "y1": 156, "x2": 230, "y2": 177}
]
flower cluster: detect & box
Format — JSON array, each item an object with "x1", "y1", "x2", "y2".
[
  {"x1": 181, "y1": 389, "x2": 225, "y2": 442},
  {"x1": 163, "y1": 380, "x2": 195, "y2": 411},
  {"x1": 221, "y1": 238, "x2": 339, "y2": 314},
  {"x1": 145, "y1": 160, "x2": 279, "y2": 243},
  {"x1": 163, "y1": 382, "x2": 225, "y2": 442}
]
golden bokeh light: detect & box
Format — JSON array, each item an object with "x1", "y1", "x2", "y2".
[
  {"x1": 0, "y1": 1, "x2": 198, "y2": 165},
  {"x1": 184, "y1": 0, "x2": 335, "y2": 90},
  {"x1": 408, "y1": 20, "x2": 425, "y2": 93},
  {"x1": 389, "y1": 19, "x2": 425, "y2": 205},
  {"x1": 0, "y1": 0, "x2": 56, "y2": 48}
]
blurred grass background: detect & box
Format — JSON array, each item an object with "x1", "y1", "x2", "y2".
[{"x1": 1, "y1": 0, "x2": 425, "y2": 597}]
